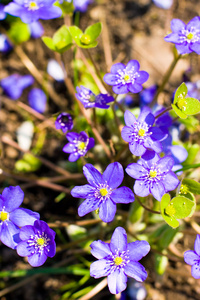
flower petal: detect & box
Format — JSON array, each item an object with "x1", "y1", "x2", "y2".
[
  {"x1": 103, "y1": 74, "x2": 117, "y2": 85},
  {"x1": 126, "y1": 60, "x2": 140, "y2": 72},
  {"x1": 157, "y1": 156, "x2": 175, "y2": 173},
  {"x1": 2, "y1": 186, "x2": 24, "y2": 212},
  {"x1": 124, "y1": 261, "x2": 148, "y2": 282},
  {"x1": 9, "y1": 208, "x2": 40, "y2": 227},
  {"x1": 113, "y1": 84, "x2": 129, "y2": 94},
  {"x1": 107, "y1": 268, "x2": 127, "y2": 294},
  {"x1": 71, "y1": 184, "x2": 94, "y2": 198},
  {"x1": 102, "y1": 162, "x2": 124, "y2": 189},
  {"x1": 121, "y1": 126, "x2": 134, "y2": 142},
  {"x1": 78, "y1": 197, "x2": 100, "y2": 217},
  {"x1": 17, "y1": 241, "x2": 32, "y2": 257},
  {"x1": 0, "y1": 221, "x2": 20, "y2": 249},
  {"x1": 127, "y1": 241, "x2": 150, "y2": 261},
  {"x1": 45, "y1": 240, "x2": 56, "y2": 257},
  {"x1": 134, "y1": 180, "x2": 150, "y2": 198},
  {"x1": 163, "y1": 172, "x2": 179, "y2": 191},
  {"x1": 110, "y1": 227, "x2": 127, "y2": 253},
  {"x1": 170, "y1": 19, "x2": 185, "y2": 32},
  {"x1": 194, "y1": 235, "x2": 200, "y2": 256},
  {"x1": 19, "y1": 225, "x2": 35, "y2": 240},
  {"x1": 90, "y1": 240, "x2": 111, "y2": 259},
  {"x1": 83, "y1": 164, "x2": 103, "y2": 186},
  {"x1": 90, "y1": 258, "x2": 111, "y2": 278},
  {"x1": 111, "y1": 186, "x2": 135, "y2": 204},
  {"x1": 99, "y1": 199, "x2": 116, "y2": 223},
  {"x1": 184, "y1": 250, "x2": 200, "y2": 265},
  {"x1": 137, "y1": 107, "x2": 154, "y2": 124},
  {"x1": 191, "y1": 263, "x2": 200, "y2": 279},
  {"x1": 126, "y1": 163, "x2": 146, "y2": 179},
  {"x1": 124, "y1": 110, "x2": 136, "y2": 126},
  {"x1": 28, "y1": 252, "x2": 47, "y2": 267},
  {"x1": 150, "y1": 181, "x2": 165, "y2": 201},
  {"x1": 111, "y1": 63, "x2": 125, "y2": 74}
]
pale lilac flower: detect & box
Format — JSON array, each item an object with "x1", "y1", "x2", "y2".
[
  {"x1": 184, "y1": 235, "x2": 200, "y2": 279},
  {"x1": 90, "y1": 227, "x2": 150, "y2": 294},
  {"x1": 71, "y1": 162, "x2": 135, "y2": 223},
  {"x1": 55, "y1": 112, "x2": 73, "y2": 133},
  {"x1": 17, "y1": 220, "x2": 56, "y2": 267}
]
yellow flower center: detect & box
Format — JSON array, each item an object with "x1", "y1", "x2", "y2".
[
  {"x1": 165, "y1": 204, "x2": 176, "y2": 217},
  {"x1": 124, "y1": 74, "x2": 130, "y2": 81},
  {"x1": 187, "y1": 33, "x2": 194, "y2": 40},
  {"x1": 37, "y1": 238, "x2": 45, "y2": 246},
  {"x1": 177, "y1": 96, "x2": 187, "y2": 111},
  {"x1": 138, "y1": 128, "x2": 146, "y2": 137},
  {"x1": 28, "y1": 1, "x2": 39, "y2": 10},
  {"x1": 99, "y1": 188, "x2": 108, "y2": 197},
  {"x1": 149, "y1": 170, "x2": 157, "y2": 178},
  {"x1": 0, "y1": 211, "x2": 8, "y2": 222},
  {"x1": 78, "y1": 142, "x2": 86, "y2": 150},
  {"x1": 114, "y1": 256, "x2": 123, "y2": 266},
  {"x1": 80, "y1": 34, "x2": 91, "y2": 45},
  {"x1": 180, "y1": 184, "x2": 189, "y2": 194}
]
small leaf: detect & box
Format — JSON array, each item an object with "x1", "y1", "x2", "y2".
[
  {"x1": 42, "y1": 37, "x2": 56, "y2": 51},
  {"x1": 184, "y1": 97, "x2": 200, "y2": 115},
  {"x1": 174, "y1": 82, "x2": 188, "y2": 104},
  {"x1": 84, "y1": 22, "x2": 102, "y2": 42},
  {"x1": 9, "y1": 22, "x2": 30, "y2": 44},
  {"x1": 160, "y1": 194, "x2": 179, "y2": 228},
  {"x1": 53, "y1": 25, "x2": 73, "y2": 51},
  {"x1": 168, "y1": 196, "x2": 195, "y2": 219},
  {"x1": 171, "y1": 103, "x2": 187, "y2": 119},
  {"x1": 155, "y1": 254, "x2": 168, "y2": 275},
  {"x1": 182, "y1": 178, "x2": 200, "y2": 195},
  {"x1": 69, "y1": 26, "x2": 83, "y2": 44}
]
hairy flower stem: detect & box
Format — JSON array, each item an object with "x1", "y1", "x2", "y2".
[
  {"x1": 151, "y1": 54, "x2": 182, "y2": 106},
  {"x1": 155, "y1": 106, "x2": 172, "y2": 119},
  {"x1": 136, "y1": 196, "x2": 161, "y2": 215}
]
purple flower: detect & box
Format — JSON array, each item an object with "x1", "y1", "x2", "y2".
[
  {"x1": 0, "y1": 34, "x2": 12, "y2": 53},
  {"x1": 4, "y1": 0, "x2": 62, "y2": 24},
  {"x1": 140, "y1": 85, "x2": 157, "y2": 107},
  {"x1": 121, "y1": 107, "x2": 166, "y2": 156},
  {"x1": 1, "y1": 74, "x2": 34, "y2": 100},
  {"x1": 0, "y1": 186, "x2": 40, "y2": 249},
  {"x1": 28, "y1": 88, "x2": 47, "y2": 113},
  {"x1": 126, "y1": 150, "x2": 180, "y2": 201},
  {"x1": 73, "y1": 0, "x2": 93, "y2": 12},
  {"x1": 55, "y1": 112, "x2": 73, "y2": 133},
  {"x1": 29, "y1": 21, "x2": 44, "y2": 38},
  {"x1": 0, "y1": 4, "x2": 6, "y2": 20},
  {"x1": 90, "y1": 227, "x2": 150, "y2": 294},
  {"x1": 164, "y1": 17, "x2": 200, "y2": 55},
  {"x1": 63, "y1": 131, "x2": 95, "y2": 162},
  {"x1": 47, "y1": 59, "x2": 65, "y2": 82},
  {"x1": 71, "y1": 162, "x2": 135, "y2": 222},
  {"x1": 184, "y1": 235, "x2": 200, "y2": 279},
  {"x1": 76, "y1": 86, "x2": 114, "y2": 109},
  {"x1": 185, "y1": 81, "x2": 200, "y2": 99},
  {"x1": 103, "y1": 60, "x2": 149, "y2": 94},
  {"x1": 152, "y1": 0, "x2": 173, "y2": 9},
  {"x1": 17, "y1": 220, "x2": 56, "y2": 267}
]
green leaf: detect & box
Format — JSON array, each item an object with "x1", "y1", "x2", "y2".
[
  {"x1": 160, "y1": 194, "x2": 179, "y2": 228},
  {"x1": 171, "y1": 103, "x2": 187, "y2": 119},
  {"x1": 84, "y1": 22, "x2": 102, "y2": 42},
  {"x1": 183, "y1": 143, "x2": 200, "y2": 165},
  {"x1": 155, "y1": 254, "x2": 168, "y2": 275},
  {"x1": 42, "y1": 37, "x2": 56, "y2": 51},
  {"x1": 174, "y1": 82, "x2": 187, "y2": 104},
  {"x1": 69, "y1": 26, "x2": 83, "y2": 44},
  {"x1": 8, "y1": 22, "x2": 30, "y2": 44},
  {"x1": 168, "y1": 196, "x2": 195, "y2": 219},
  {"x1": 15, "y1": 153, "x2": 41, "y2": 172},
  {"x1": 184, "y1": 97, "x2": 200, "y2": 115},
  {"x1": 182, "y1": 178, "x2": 200, "y2": 194},
  {"x1": 53, "y1": 25, "x2": 73, "y2": 51}
]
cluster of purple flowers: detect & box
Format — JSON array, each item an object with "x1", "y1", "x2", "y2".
[{"x1": 0, "y1": 186, "x2": 56, "y2": 267}]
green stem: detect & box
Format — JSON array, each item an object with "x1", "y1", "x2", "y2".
[{"x1": 151, "y1": 54, "x2": 182, "y2": 106}]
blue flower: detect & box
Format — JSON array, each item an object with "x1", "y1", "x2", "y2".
[
  {"x1": 55, "y1": 112, "x2": 73, "y2": 133},
  {"x1": 17, "y1": 220, "x2": 56, "y2": 267},
  {"x1": 103, "y1": 60, "x2": 149, "y2": 94},
  {"x1": 121, "y1": 107, "x2": 166, "y2": 156},
  {"x1": 29, "y1": 21, "x2": 44, "y2": 38},
  {"x1": 71, "y1": 162, "x2": 135, "y2": 222},
  {"x1": 73, "y1": 0, "x2": 93, "y2": 12},
  {"x1": 184, "y1": 234, "x2": 200, "y2": 279},
  {"x1": 0, "y1": 186, "x2": 40, "y2": 249},
  {"x1": 1, "y1": 74, "x2": 34, "y2": 100},
  {"x1": 0, "y1": 4, "x2": 6, "y2": 20},
  {"x1": 126, "y1": 150, "x2": 180, "y2": 201},
  {"x1": 90, "y1": 227, "x2": 150, "y2": 294},
  {"x1": 152, "y1": 0, "x2": 173, "y2": 9},
  {"x1": 63, "y1": 131, "x2": 95, "y2": 162},
  {"x1": 28, "y1": 88, "x2": 47, "y2": 113},
  {"x1": 185, "y1": 80, "x2": 200, "y2": 99},
  {"x1": 76, "y1": 86, "x2": 114, "y2": 109},
  {"x1": 140, "y1": 85, "x2": 157, "y2": 107},
  {"x1": 4, "y1": 0, "x2": 62, "y2": 24},
  {"x1": 164, "y1": 17, "x2": 200, "y2": 55},
  {"x1": 0, "y1": 34, "x2": 12, "y2": 53}
]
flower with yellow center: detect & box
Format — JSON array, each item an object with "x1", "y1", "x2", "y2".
[
  {"x1": 138, "y1": 128, "x2": 146, "y2": 137},
  {"x1": 78, "y1": 142, "x2": 86, "y2": 151},
  {"x1": 187, "y1": 32, "x2": 194, "y2": 40},
  {"x1": 0, "y1": 211, "x2": 8, "y2": 222},
  {"x1": 28, "y1": 1, "x2": 39, "y2": 11},
  {"x1": 149, "y1": 170, "x2": 157, "y2": 178},
  {"x1": 99, "y1": 188, "x2": 108, "y2": 197},
  {"x1": 114, "y1": 256, "x2": 123, "y2": 266},
  {"x1": 124, "y1": 74, "x2": 130, "y2": 81}
]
